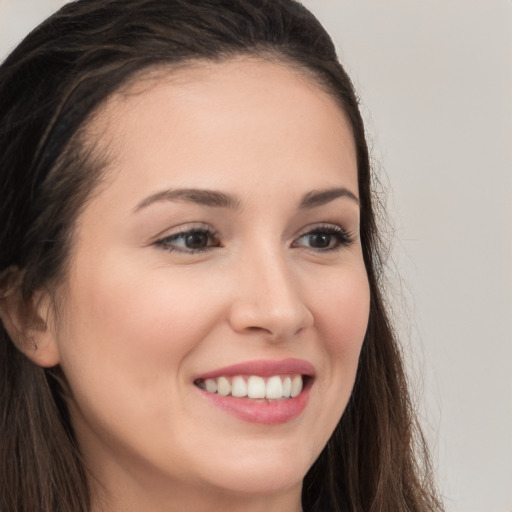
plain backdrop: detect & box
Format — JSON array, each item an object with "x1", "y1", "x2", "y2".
[{"x1": 1, "y1": 1, "x2": 511, "y2": 511}]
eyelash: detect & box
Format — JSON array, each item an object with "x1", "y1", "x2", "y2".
[
  {"x1": 155, "y1": 223, "x2": 354, "y2": 254},
  {"x1": 154, "y1": 224, "x2": 221, "y2": 254},
  {"x1": 293, "y1": 224, "x2": 354, "y2": 252}
]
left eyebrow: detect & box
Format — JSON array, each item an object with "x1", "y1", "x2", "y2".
[{"x1": 299, "y1": 187, "x2": 360, "y2": 209}]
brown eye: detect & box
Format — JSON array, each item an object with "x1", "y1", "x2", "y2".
[
  {"x1": 308, "y1": 233, "x2": 334, "y2": 249},
  {"x1": 156, "y1": 227, "x2": 220, "y2": 253},
  {"x1": 184, "y1": 232, "x2": 209, "y2": 249},
  {"x1": 293, "y1": 226, "x2": 352, "y2": 252}
]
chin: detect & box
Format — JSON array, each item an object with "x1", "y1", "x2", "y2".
[
  {"x1": 206, "y1": 462, "x2": 305, "y2": 497},
  {"x1": 192, "y1": 441, "x2": 313, "y2": 497}
]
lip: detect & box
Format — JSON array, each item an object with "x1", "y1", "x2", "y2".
[
  {"x1": 193, "y1": 358, "x2": 316, "y2": 380},
  {"x1": 193, "y1": 358, "x2": 315, "y2": 425}
]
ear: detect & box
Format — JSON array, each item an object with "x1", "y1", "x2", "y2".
[{"x1": 0, "y1": 267, "x2": 61, "y2": 368}]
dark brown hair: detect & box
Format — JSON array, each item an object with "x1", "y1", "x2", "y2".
[{"x1": 0, "y1": 1, "x2": 443, "y2": 511}]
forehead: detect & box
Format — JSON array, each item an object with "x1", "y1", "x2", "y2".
[{"x1": 84, "y1": 57, "x2": 357, "y2": 202}]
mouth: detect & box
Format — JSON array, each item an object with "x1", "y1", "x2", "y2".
[
  {"x1": 192, "y1": 359, "x2": 314, "y2": 424},
  {"x1": 194, "y1": 374, "x2": 309, "y2": 401}
]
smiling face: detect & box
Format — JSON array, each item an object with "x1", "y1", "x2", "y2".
[{"x1": 45, "y1": 58, "x2": 370, "y2": 511}]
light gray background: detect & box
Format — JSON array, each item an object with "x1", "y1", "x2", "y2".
[{"x1": 1, "y1": 1, "x2": 511, "y2": 511}]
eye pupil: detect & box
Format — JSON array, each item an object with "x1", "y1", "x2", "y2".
[
  {"x1": 310, "y1": 233, "x2": 331, "y2": 248},
  {"x1": 186, "y1": 232, "x2": 208, "y2": 248}
]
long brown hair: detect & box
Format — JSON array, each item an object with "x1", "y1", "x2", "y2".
[{"x1": 0, "y1": 1, "x2": 443, "y2": 510}]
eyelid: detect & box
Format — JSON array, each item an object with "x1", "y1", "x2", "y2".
[
  {"x1": 292, "y1": 223, "x2": 355, "y2": 251},
  {"x1": 154, "y1": 223, "x2": 220, "y2": 254}
]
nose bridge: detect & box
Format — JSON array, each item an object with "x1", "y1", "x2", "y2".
[{"x1": 229, "y1": 242, "x2": 313, "y2": 338}]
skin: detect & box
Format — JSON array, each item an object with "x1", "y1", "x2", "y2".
[{"x1": 19, "y1": 59, "x2": 370, "y2": 511}]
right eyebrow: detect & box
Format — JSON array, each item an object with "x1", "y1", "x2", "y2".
[{"x1": 133, "y1": 188, "x2": 242, "y2": 212}]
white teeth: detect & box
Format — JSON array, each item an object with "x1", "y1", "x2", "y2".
[
  {"x1": 247, "y1": 376, "x2": 266, "y2": 399},
  {"x1": 282, "y1": 376, "x2": 292, "y2": 398},
  {"x1": 217, "y1": 376, "x2": 231, "y2": 396},
  {"x1": 231, "y1": 376, "x2": 247, "y2": 397},
  {"x1": 266, "y1": 376, "x2": 283, "y2": 399},
  {"x1": 290, "y1": 375, "x2": 303, "y2": 397},
  {"x1": 197, "y1": 374, "x2": 306, "y2": 400},
  {"x1": 205, "y1": 379, "x2": 218, "y2": 393}
]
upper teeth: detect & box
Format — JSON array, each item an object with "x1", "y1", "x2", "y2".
[{"x1": 197, "y1": 375, "x2": 303, "y2": 400}]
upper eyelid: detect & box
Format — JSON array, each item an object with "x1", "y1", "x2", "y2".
[
  {"x1": 162, "y1": 227, "x2": 217, "y2": 241},
  {"x1": 152, "y1": 222, "x2": 214, "y2": 240},
  {"x1": 294, "y1": 222, "x2": 351, "y2": 237},
  {"x1": 155, "y1": 222, "x2": 351, "y2": 237},
  {"x1": 167, "y1": 226, "x2": 214, "y2": 238},
  {"x1": 292, "y1": 223, "x2": 355, "y2": 248},
  {"x1": 153, "y1": 224, "x2": 220, "y2": 251}
]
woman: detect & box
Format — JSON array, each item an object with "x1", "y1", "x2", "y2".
[{"x1": 0, "y1": 1, "x2": 443, "y2": 511}]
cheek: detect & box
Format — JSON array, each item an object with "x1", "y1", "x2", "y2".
[
  {"x1": 314, "y1": 264, "x2": 370, "y2": 359},
  {"x1": 69, "y1": 260, "x2": 219, "y2": 352},
  {"x1": 298, "y1": 262, "x2": 369, "y2": 456},
  {"x1": 56, "y1": 255, "x2": 226, "y2": 411},
  {"x1": 54, "y1": 257, "x2": 230, "y2": 468}
]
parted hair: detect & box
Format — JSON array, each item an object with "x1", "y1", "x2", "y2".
[{"x1": 0, "y1": 1, "x2": 443, "y2": 511}]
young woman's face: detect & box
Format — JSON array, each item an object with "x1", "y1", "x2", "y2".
[{"x1": 49, "y1": 59, "x2": 370, "y2": 510}]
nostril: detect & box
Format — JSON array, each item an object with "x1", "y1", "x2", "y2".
[
  {"x1": 227, "y1": 281, "x2": 313, "y2": 338},
  {"x1": 246, "y1": 325, "x2": 271, "y2": 333}
]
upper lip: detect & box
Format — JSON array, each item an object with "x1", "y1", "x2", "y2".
[{"x1": 193, "y1": 358, "x2": 316, "y2": 380}]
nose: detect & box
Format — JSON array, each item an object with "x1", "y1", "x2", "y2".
[{"x1": 228, "y1": 250, "x2": 314, "y2": 340}]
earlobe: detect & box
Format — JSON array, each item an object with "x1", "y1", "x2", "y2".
[{"x1": 0, "y1": 267, "x2": 61, "y2": 368}]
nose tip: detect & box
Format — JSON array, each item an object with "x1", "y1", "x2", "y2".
[
  {"x1": 229, "y1": 299, "x2": 314, "y2": 340},
  {"x1": 228, "y1": 260, "x2": 314, "y2": 340}
]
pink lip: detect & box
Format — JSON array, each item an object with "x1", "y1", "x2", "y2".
[
  {"x1": 193, "y1": 358, "x2": 315, "y2": 425},
  {"x1": 193, "y1": 358, "x2": 316, "y2": 380}
]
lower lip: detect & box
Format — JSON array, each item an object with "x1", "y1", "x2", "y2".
[{"x1": 196, "y1": 383, "x2": 311, "y2": 425}]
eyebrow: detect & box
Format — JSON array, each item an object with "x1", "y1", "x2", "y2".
[
  {"x1": 299, "y1": 187, "x2": 360, "y2": 208},
  {"x1": 133, "y1": 186, "x2": 359, "y2": 212},
  {"x1": 134, "y1": 188, "x2": 242, "y2": 212}
]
